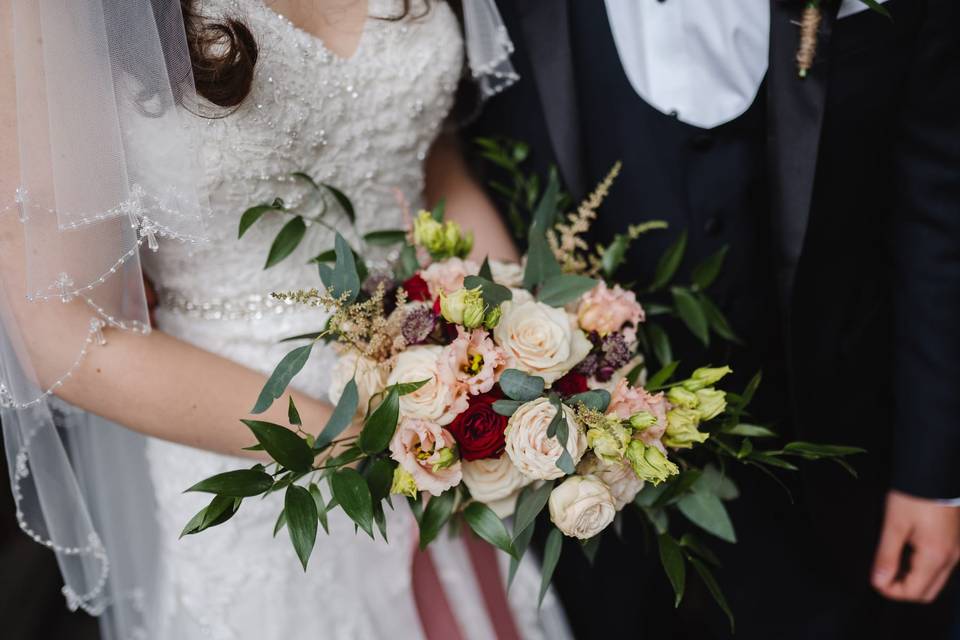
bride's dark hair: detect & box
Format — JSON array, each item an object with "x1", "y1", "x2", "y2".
[{"x1": 180, "y1": 0, "x2": 436, "y2": 108}]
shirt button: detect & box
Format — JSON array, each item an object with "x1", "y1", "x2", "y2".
[
  {"x1": 704, "y1": 216, "x2": 724, "y2": 237},
  {"x1": 691, "y1": 132, "x2": 714, "y2": 151}
]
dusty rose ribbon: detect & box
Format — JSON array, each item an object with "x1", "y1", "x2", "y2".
[{"x1": 412, "y1": 528, "x2": 521, "y2": 640}]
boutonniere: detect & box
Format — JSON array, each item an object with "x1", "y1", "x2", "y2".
[{"x1": 795, "y1": 0, "x2": 891, "y2": 78}]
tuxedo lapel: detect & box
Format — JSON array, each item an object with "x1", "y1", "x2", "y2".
[
  {"x1": 514, "y1": 0, "x2": 585, "y2": 198},
  {"x1": 767, "y1": 1, "x2": 839, "y2": 294}
]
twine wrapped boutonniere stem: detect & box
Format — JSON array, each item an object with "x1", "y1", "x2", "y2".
[{"x1": 796, "y1": 1, "x2": 823, "y2": 78}]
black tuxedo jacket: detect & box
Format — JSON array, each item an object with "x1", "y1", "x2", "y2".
[{"x1": 465, "y1": 0, "x2": 960, "y2": 514}]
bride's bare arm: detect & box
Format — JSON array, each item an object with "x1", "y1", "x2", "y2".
[
  {"x1": 424, "y1": 133, "x2": 520, "y2": 263},
  {"x1": 0, "y1": 47, "x2": 330, "y2": 458}
]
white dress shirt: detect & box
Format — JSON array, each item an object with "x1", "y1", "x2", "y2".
[{"x1": 603, "y1": 0, "x2": 889, "y2": 129}]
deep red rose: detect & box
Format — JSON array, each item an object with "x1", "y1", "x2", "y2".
[
  {"x1": 447, "y1": 392, "x2": 508, "y2": 461},
  {"x1": 402, "y1": 274, "x2": 431, "y2": 302},
  {"x1": 553, "y1": 371, "x2": 589, "y2": 397}
]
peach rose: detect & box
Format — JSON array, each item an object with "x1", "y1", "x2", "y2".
[
  {"x1": 419, "y1": 257, "x2": 479, "y2": 298},
  {"x1": 548, "y1": 475, "x2": 616, "y2": 539},
  {"x1": 461, "y1": 455, "x2": 533, "y2": 518},
  {"x1": 578, "y1": 453, "x2": 645, "y2": 511},
  {"x1": 493, "y1": 299, "x2": 592, "y2": 385},
  {"x1": 387, "y1": 345, "x2": 468, "y2": 426},
  {"x1": 439, "y1": 327, "x2": 507, "y2": 396},
  {"x1": 504, "y1": 398, "x2": 587, "y2": 480},
  {"x1": 389, "y1": 417, "x2": 462, "y2": 496},
  {"x1": 576, "y1": 282, "x2": 645, "y2": 335}
]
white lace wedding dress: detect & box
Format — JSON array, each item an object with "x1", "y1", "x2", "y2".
[{"x1": 136, "y1": 1, "x2": 569, "y2": 638}]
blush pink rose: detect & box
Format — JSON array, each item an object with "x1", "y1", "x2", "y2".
[
  {"x1": 419, "y1": 257, "x2": 480, "y2": 298},
  {"x1": 608, "y1": 378, "x2": 669, "y2": 447},
  {"x1": 439, "y1": 327, "x2": 508, "y2": 396},
  {"x1": 576, "y1": 282, "x2": 645, "y2": 335},
  {"x1": 389, "y1": 417, "x2": 462, "y2": 496}
]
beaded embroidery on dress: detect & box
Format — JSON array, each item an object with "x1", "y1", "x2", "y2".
[{"x1": 136, "y1": 1, "x2": 569, "y2": 638}]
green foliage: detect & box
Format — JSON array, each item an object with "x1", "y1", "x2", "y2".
[
  {"x1": 564, "y1": 389, "x2": 611, "y2": 413},
  {"x1": 185, "y1": 469, "x2": 273, "y2": 497},
  {"x1": 317, "y1": 233, "x2": 361, "y2": 304},
  {"x1": 252, "y1": 344, "x2": 314, "y2": 414},
  {"x1": 330, "y1": 468, "x2": 374, "y2": 538},
  {"x1": 285, "y1": 485, "x2": 318, "y2": 570},
  {"x1": 315, "y1": 378, "x2": 358, "y2": 450},
  {"x1": 539, "y1": 528, "x2": 563, "y2": 605},
  {"x1": 537, "y1": 274, "x2": 599, "y2": 307},
  {"x1": 463, "y1": 502, "x2": 516, "y2": 557},
  {"x1": 358, "y1": 388, "x2": 400, "y2": 454},
  {"x1": 658, "y1": 534, "x2": 686, "y2": 607},
  {"x1": 498, "y1": 369, "x2": 545, "y2": 402},
  {"x1": 417, "y1": 489, "x2": 456, "y2": 550},
  {"x1": 265, "y1": 216, "x2": 307, "y2": 269},
  {"x1": 241, "y1": 420, "x2": 314, "y2": 473}
]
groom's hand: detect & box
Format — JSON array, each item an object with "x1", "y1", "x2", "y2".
[{"x1": 871, "y1": 490, "x2": 960, "y2": 602}]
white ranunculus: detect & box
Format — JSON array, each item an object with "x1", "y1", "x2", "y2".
[
  {"x1": 461, "y1": 455, "x2": 533, "y2": 518},
  {"x1": 548, "y1": 475, "x2": 617, "y2": 539},
  {"x1": 504, "y1": 397, "x2": 587, "y2": 480},
  {"x1": 387, "y1": 345, "x2": 467, "y2": 426},
  {"x1": 493, "y1": 300, "x2": 592, "y2": 385},
  {"x1": 489, "y1": 260, "x2": 525, "y2": 288},
  {"x1": 577, "y1": 454, "x2": 645, "y2": 511},
  {"x1": 328, "y1": 349, "x2": 388, "y2": 415}
]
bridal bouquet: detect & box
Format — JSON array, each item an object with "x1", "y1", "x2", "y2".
[{"x1": 183, "y1": 159, "x2": 861, "y2": 627}]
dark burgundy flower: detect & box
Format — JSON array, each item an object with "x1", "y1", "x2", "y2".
[
  {"x1": 447, "y1": 392, "x2": 508, "y2": 461},
  {"x1": 600, "y1": 332, "x2": 631, "y2": 370},
  {"x1": 401, "y1": 274, "x2": 431, "y2": 302},
  {"x1": 401, "y1": 305, "x2": 436, "y2": 345},
  {"x1": 553, "y1": 371, "x2": 589, "y2": 397},
  {"x1": 575, "y1": 352, "x2": 600, "y2": 378}
]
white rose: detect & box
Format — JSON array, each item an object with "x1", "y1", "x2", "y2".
[
  {"x1": 489, "y1": 260, "x2": 525, "y2": 288},
  {"x1": 577, "y1": 454, "x2": 645, "y2": 511},
  {"x1": 493, "y1": 300, "x2": 592, "y2": 385},
  {"x1": 328, "y1": 350, "x2": 388, "y2": 414},
  {"x1": 548, "y1": 475, "x2": 617, "y2": 539},
  {"x1": 387, "y1": 345, "x2": 467, "y2": 426},
  {"x1": 461, "y1": 455, "x2": 534, "y2": 518},
  {"x1": 504, "y1": 397, "x2": 587, "y2": 480}
]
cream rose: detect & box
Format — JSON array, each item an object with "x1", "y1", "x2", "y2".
[
  {"x1": 489, "y1": 260, "x2": 525, "y2": 288},
  {"x1": 548, "y1": 475, "x2": 617, "y2": 539},
  {"x1": 328, "y1": 349, "x2": 388, "y2": 415},
  {"x1": 461, "y1": 455, "x2": 533, "y2": 518},
  {"x1": 493, "y1": 300, "x2": 592, "y2": 385},
  {"x1": 504, "y1": 397, "x2": 587, "y2": 480},
  {"x1": 387, "y1": 345, "x2": 467, "y2": 426},
  {"x1": 577, "y1": 454, "x2": 645, "y2": 511}
]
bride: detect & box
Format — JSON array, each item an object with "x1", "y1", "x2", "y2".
[{"x1": 0, "y1": 1, "x2": 569, "y2": 638}]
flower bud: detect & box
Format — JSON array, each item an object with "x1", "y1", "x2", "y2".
[
  {"x1": 667, "y1": 386, "x2": 699, "y2": 409},
  {"x1": 431, "y1": 446, "x2": 458, "y2": 472},
  {"x1": 586, "y1": 420, "x2": 631, "y2": 464},
  {"x1": 413, "y1": 211, "x2": 446, "y2": 254},
  {"x1": 628, "y1": 411, "x2": 657, "y2": 431},
  {"x1": 462, "y1": 294, "x2": 487, "y2": 330},
  {"x1": 482, "y1": 304, "x2": 503, "y2": 330},
  {"x1": 681, "y1": 366, "x2": 733, "y2": 391},
  {"x1": 625, "y1": 440, "x2": 679, "y2": 486},
  {"x1": 390, "y1": 466, "x2": 419, "y2": 498},
  {"x1": 694, "y1": 388, "x2": 727, "y2": 421},
  {"x1": 663, "y1": 408, "x2": 709, "y2": 449},
  {"x1": 440, "y1": 287, "x2": 483, "y2": 326}
]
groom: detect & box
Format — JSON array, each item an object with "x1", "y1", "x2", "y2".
[{"x1": 463, "y1": 0, "x2": 960, "y2": 637}]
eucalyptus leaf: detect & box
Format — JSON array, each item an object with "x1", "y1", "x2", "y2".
[
  {"x1": 463, "y1": 275, "x2": 513, "y2": 307},
  {"x1": 330, "y1": 468, "x2": 374, "y2": 538},
  {"x1": 695, "y1": 465, "x2": 740, "y2": 501},
  {"x1": 241, "y1": 420, "x2": 315, "y2": 473},
  {"x1": 265, "y1": 216, "x2": 307, "y2": 269},
  {"x1": 672, "y1": 287, "x2": 710, "y2": 346},
  {"x1": 658, "y1": 534, "x2": 686, "y2": 607},
  {"x1": 676, "y1": 490, "x2": 736, "y2": 543},
  {"x1": 463, "y1": 502, "x2": 516, "y2": 557},
  {"x1": 397, "y1": 244, "x2": 420, "y2": 281},
  {"x1": 493, "y1": 399, "x2": 524, "y2": 416},
  {"x1": 364, "y1": 229, "x2": 407, "y2": 246},
  {"x1": 252, "y1": 343, "x2": 314, "y2": 414},
  {"x1": 359, "y1": 388, "x2": 400, "y2": 454},
  {"x1": 651, "y1": 469, "x2": 703, "y2": 509},
  {"x1": 523, "y1": 234, "x2": 562, "y2": 291},
  {"x1": 499, "y1": 369, "x2": 545, "y2": 402},
  {"x1": 186, "y1": 469, "x2": 274, "y2": 497},
  {"x1": 564, "y1": 389, "x2": 611, "y2": 413},
  {"x1": 478, "y1": 257, "x2": 493, "y2": 281},
  {"x1": 538, "y1": 527, "x2": 563, "y2": 605},
  {"x1": 418, "y1": 490, "x2": 456, "y2": 550},
  {"x1": 316, "y1": 378, "x2": 359, "y2": 450},
  {"x1": 537, "y1": 274, "x2": 599, "y2": 307},
  {"x1": 648, "y1": 231, "x2": 687, "y2": 291}
]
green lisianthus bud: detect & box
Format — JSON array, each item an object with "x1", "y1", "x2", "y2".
[
  {"x1": 440, "y1": 287, "x2": 484, "y2": 326},
  {"x1": 483, "y1": 304, "x2": 502, "y2": 330},
  {"x1": 663, "y1": 407, "x2": 709, "y2": 449},
  {"x1": 628, "y1": 411, "x2": 657, "y2": 432},
  {"x1": 431, "y1": 446, "x2": 458, "y2": 472},
  {"x1": 667, "y1": 386, "x2": 699, "y2": 409},
  {"x1": 681, "y1": 366, "x2": 733, "y2": 391},
  {"x1": 586, "y1": 421, "x2": 631, "y2": 464},
  {"x1": 694, "y1": 388, "x2": 727, "y2": 421},
  {"x1": 413, "y1": 211, "x2": 446, "y2": 254},
  {"x1": 625, "y1": 440, "x2": 679, "y2": 486},
  {"x1": 390, "y1": 466, "x2": 418, "y2": 498},
  {"x1": 456, "y1": 230, "x2": 475, "y2": 258}
]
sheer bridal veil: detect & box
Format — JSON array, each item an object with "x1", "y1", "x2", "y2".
[{"x1": 0, "y1": 1, "x2": 515, "y2": 637}]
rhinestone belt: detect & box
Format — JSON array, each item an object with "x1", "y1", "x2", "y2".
[{"x1": 158, "y1": 288, "x2": 311, "y2": 321}]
